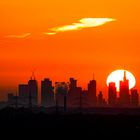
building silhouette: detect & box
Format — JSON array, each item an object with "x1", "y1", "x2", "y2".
[
  {"x1": 41, "y1": 78, "x2": 55, "y2": 107},
  {"x1": 55, "y1": 82, "x2": 68, "y2": 108},
  {"x1": 98, "y1": 91, "x2": 106, "y2": 106},
  {"x1": 4, "y1": 73, "x2": 139, "y2": 110},
  {"x1": 28, "y1": 76, "x2": 38, "y2": 107},
  {"x1": 67, "y1": 78, "x2": 82, "y2": 107},
  {"x1": 108, "y1": 82, "x2": 117, "y2": 106},
  {"x1": 18, "y1": 84, "x2": 29, "y2": 107},
  {"x1": 87, "y1": 79, "x2": 97, "y2": 107},
  {"x1": 119, "y1": 71, "x2": 130, "y2": 106},
  {"x1": 81, "y1": 90, "x2": 89, "y2": 108},
  {"x1": 131, "y1": 89, "x2": 139, "y2": 107}
]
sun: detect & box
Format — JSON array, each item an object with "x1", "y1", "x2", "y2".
[{"x1": 107, "y1": 69, "x2": 136, "y2": 92}]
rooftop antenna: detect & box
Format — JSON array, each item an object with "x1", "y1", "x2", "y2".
[
  {"x1": 31, "y1": 70, "x2": 36, "y2": 80},
  {"x1": 123, "y1": 70, "x2": 127, "y2": 81},
  {"x1": 122, "y1": 65, "x2": 127, "y2": 81}
]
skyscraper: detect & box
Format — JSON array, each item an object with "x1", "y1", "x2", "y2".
[
  {"x1": 67, "y1": 78, "x2": 82, "y2": 107},
  {"x1": 131, "y1": 89, "x2": 139, "y2": 107},
  {"x1": 87, "y1": 79, "x2": 97, "y2": 107},
  {"x1": 19, "y1": 84, "x2": 29, "y2": 97},
  {"x1": 108, "y1": 82, "x2": 117, "y2": 106},
  {"x1": 28, "y1": 77, "x2": 38, "y2": 107},
  {"x1": 69, "y1": 78, "x2": 77, "y2": 89},
  {"x1": 119, "y1": 71, "x2": 130, "y2": 106},
  {"x1": 41, "y1": 78, "x2": 54, "y2": 107},
  {"x1": 98, "y1": 91, "x2": 105, "y2": 106},
  {"x1": 18, "y1": 84, "x2": 29, "y2": 106},
  {"x1": 55, "y1": 82, "x2": 68, "y2": 108}
]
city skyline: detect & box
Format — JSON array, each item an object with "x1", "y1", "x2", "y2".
[
  {"x1": 4, "y1": 70, "x2": 139, "y2": 108},
  {"x1": 0, "y1": 69, "x2": 138, "y2": 101},
  {"x1": 1, "y1": 0, "x2": 140, "y2": 131},
  {"x1": 1, "y1": 0, "x2": 140, "y2": 102}
]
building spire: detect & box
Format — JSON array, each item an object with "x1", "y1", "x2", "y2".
[
  {"x1": 31, "y1": 71, "x2": 35, "y2": 80},
  {"x1": 123, "y1": 70, "x2": 127, "y2": 81}
]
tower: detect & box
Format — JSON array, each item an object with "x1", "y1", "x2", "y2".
[
  {"x1": 55, "y1": 82, "x2": 69, "y2": 108},
  {"x1": 131, "y1": 89, "x2": 139, "y2": 107},
  {"x1": 18, "y1": 84, "x2": 29, "y2": 107},
  {"x1": 67, "y1": 78, "x2": 82, "y2": 107},
  {"x1": 41, "y1": 78, "x2": 55, "y2": 107},
  {"x1": 28, "y1": 74, "x2": 38, "y2": 107},
  {"x1": 98, "y1": 91, "x2": 103, "y2": 106},
  {"x1": 87, "y1": 79, "x2": 97, "y2": 107},
  {"x1": 119, "y1": 71, "x2": 130, "y2": 106},
  {"x1": 108, "y1": 82, "x2": 117, "y2": 106}
]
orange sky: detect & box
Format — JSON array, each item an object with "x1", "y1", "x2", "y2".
[{"x1": 0, "y1": 0, "x2": 140, "y2": 100}]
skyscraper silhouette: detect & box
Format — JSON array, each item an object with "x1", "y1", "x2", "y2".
[
  {"x1": 108, "y1": 82, "x2": 117, "y2": 106},
  {"x1": 28, "y1": 76, "x2": 38, "y2": 107},
  {"x1": 98, "y1": 91, "x2": 104, "y2": 106},
  {"x1": 41, "y1": 78, "x2": 54, "y2": 107},
  {"x1": 18, "y1": 84, "x2": 29, "y2": 107},
  {"x1": 131, "y1": 89, "x2": 139, "y2": 107},
  {"x1": 67, "y1": 78, "x2": 82, "y2": 107},
  {"x1": 119, "y1": 71, "x2": 130, "y2": 106},
  {"x1": 55, "y1": 82, "x2": 68, "y2": 108},
  {"x1": 87, "y1": 79, "x2": 97, "y2": 107},
  {"x1": 69, "y1": 78, "x2": 77, "y2": 89}
]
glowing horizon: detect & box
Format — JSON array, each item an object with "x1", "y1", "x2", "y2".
[{"x1": 0, "y1": 0, "x2": 140, "y2": 101}]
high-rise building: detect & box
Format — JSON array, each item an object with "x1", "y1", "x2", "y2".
[
  {"x1": 82, "y1": 90, "x2": 88, "y2": 107},
  {"x1": 67, "y1": 78, "x2": 82, "y2": 107},
  {"x1": 98, "y1": 91, "x2": 104, "y2": 106},
  {"x1": 108, "y1": 82, "x2": 117, "y2": 106},
  {"x1": 87, "y1": 79, "x2": 97, "y2": 107},
  {"x1": 19, "y1": 84, "x2": 29, "y2": 97},
  {"x1": 69, "y1": 78, "x2": 77, "y2": 89},
  {"x1": 18, "y1": 84, "x2": 29, "y2": 106},
  {"x1": 131, "y1": 89, "x2": 139, "y2": 106},
  {"x1": 28, "y1": 77, "x2": 38, "y2": 106},
  {"x1": 119, "y1": 71, "x2": 130, "y2": 106},
  {"x1": 41, "y1": 78, "x2": 54, "y2": 107},
  {"x1": 55, "y1": 82, "x2": 68, "y2": 108},
  {"x1": 97, "y1": 91, "x2": 107, "y2": 106}
]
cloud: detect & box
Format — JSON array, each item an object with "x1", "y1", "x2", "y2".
[
  {"x1": 44, "y1": 32, "x2": 57, "y2": 35},
  {"x1": 5, "y1": 33, "x2": 31, "y2": 39},
  {"x1": 44, "y1": 18, "x2": 116, "y2": 35}
]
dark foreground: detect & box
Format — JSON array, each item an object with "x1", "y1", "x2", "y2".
[{"x1": 1, "y1": 107, "x2": 140, "y2": 135}]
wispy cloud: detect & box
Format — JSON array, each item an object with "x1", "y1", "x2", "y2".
[
  {"x1": 44, "y1": 18, "x2": 116, "y2": 35},
  {"x1": 5, "y1": 33, "x2": 31, "y2": 39},
  {"x1": 44, "y1": 32, "x2": 57, "y2": 35}
]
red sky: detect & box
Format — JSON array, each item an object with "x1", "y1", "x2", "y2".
[{"x1": 0, "y1": 0, "x2": 140, "y2": 100}]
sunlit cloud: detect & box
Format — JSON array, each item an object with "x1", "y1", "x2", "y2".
[
  {"x1": 44, "y1": 18, "x2": 116, "y2": 35},
  {"x1": 5, "y1": 33, "x2": 31, "y2": 39},
  {"x1": 44, "y1": 32, "x2": 57, "y2": 35}
]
